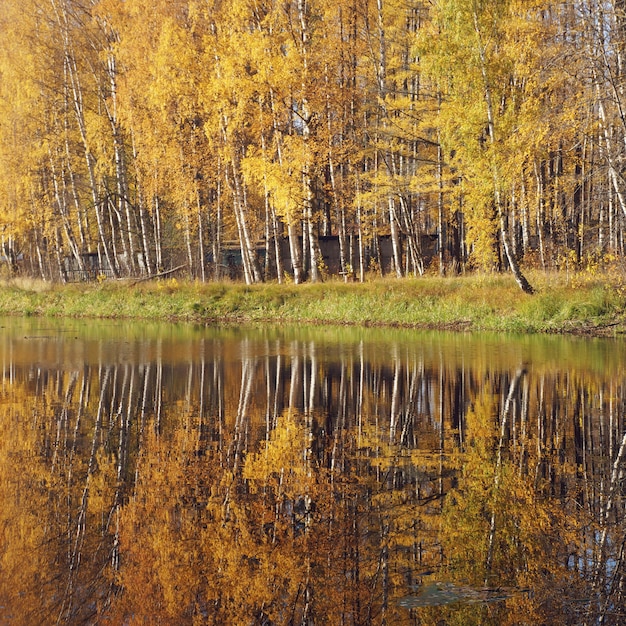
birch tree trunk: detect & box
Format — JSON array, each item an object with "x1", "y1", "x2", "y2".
[
  {"x1": 103, "y1": 50, "x2": 137, "y2": 275},
  {"x1": 298, "y1": 0, "x2": 322, "y2": 283},
  {"x1": 50, "y1": 0, "x2": 118, "y2": 278}
]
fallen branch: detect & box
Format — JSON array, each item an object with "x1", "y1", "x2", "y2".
[{"x1": 126, "y1": 264, "x2": 187, "y2": 285}]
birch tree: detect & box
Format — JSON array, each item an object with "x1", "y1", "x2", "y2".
[{"x1": 419, "y1": 0, "x2": 564, "y2": 292}]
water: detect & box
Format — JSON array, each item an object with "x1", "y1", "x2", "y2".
[{"x1": 0, "y1": 317, "x2": 624, "y2": 624}]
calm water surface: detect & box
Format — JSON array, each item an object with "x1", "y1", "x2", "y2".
[{"x1": 0, "y1": 317, "x2": 625, "y2": 625}]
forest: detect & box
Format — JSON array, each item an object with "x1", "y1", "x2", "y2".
[{"x1": 0, "y1": 0, "x2": 624, "y2": 292}]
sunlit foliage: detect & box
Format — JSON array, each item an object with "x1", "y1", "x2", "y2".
[{"x1": 0, "y1": 1, "x2": 623, "y2": 287}]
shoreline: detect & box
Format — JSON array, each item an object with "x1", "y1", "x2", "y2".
[{"x1": 1, "y1": 273, "x2": 625, "y2": 338}]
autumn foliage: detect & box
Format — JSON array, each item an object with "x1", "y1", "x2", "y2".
[{"x1": 0, "y1": 1, "x2": 623, "y2": 289}]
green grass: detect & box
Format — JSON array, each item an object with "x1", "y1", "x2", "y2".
[{"x1": 1, "y1": 271, "x2": 625, "y2": 336}]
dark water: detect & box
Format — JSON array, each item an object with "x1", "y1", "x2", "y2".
[{"x1": 0, "y1": 317, "x2": 624, "y2": 625}]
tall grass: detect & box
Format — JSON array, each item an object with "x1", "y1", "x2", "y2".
[{"x1": 0, "y1": 272, "x2": 624, "y2": 335}]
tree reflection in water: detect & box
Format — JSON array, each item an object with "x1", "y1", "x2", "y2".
[{"x1": 0, "y1": 324, "x2": 624, "y2": 624}]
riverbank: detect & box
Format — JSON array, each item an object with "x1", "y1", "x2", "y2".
[{"x1": 1, "y1": 272, "x2": 625, "y2": 336}]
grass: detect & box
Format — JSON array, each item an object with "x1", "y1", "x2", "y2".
[{"x1": 1, "y1": 270, "x2": 626, "y2": 336}]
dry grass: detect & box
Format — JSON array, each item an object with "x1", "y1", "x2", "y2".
[{"x1": 0, "y1": 271, "x2": 624, "y2": 336}]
